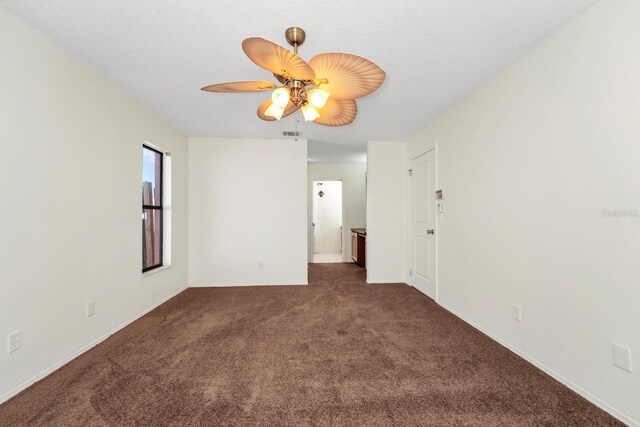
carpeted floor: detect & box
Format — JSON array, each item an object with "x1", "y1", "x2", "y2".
[{"x1": 0, "y1": 263, "x2": 622, "y2": 426}]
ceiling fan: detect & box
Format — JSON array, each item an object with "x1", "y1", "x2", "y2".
[{"x1": 201, "y1": 27, "x2": 386, "y2": 127}]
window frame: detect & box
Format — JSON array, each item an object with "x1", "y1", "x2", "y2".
[{"x1": 142, "y1": 144, "x2": 164, "y2": 272}]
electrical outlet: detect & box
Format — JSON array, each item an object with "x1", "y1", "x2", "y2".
[
  {"x1": 512, "y1": 305, "x2": 522, "y2": 322},
  {"x1": 612, "y1": 344, "x2": 632, "y2": 372},
  {"x1": 7, "y1": 330, "x2": 21, "y2": 353},
  {"x1": 86, "y1": 300, "x2": 95, "y2": 317},
  {"x1": 258, "y1": 261, "x2": 264, "y2": 270}
]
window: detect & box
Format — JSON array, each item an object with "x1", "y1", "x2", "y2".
[{"x1": 142, "y1": 145, "x2": 163, "y2": 271}]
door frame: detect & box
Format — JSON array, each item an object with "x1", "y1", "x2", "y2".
[
  {"x1": 308, "y1": 178, "x2": 345, "y2": 263},
  {"x1": 407, "y1": 145, "x2": 439, "y2": 302}
]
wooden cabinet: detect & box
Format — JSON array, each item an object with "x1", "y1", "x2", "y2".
[{"x1": 351, "y1": 229, "x2": 366, "y2": 268}]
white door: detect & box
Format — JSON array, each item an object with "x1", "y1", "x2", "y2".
[{"x1": 411, "y1": 150, "x2": 436, "y2": 299}]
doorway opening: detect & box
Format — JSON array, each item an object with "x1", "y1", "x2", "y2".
[{"x1": 311, "y1": 180, "x2": 343, "y2": 263}]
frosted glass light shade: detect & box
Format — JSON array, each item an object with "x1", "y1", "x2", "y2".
[
  {"x1": 271, "y1": 88, "x2": 291, "y2": 108},
  {"x1": 301, "y1": 103, "x2": 320, "y2": 122},
  {"x1": 265, "y1": 103, "x2": 285, "y2": 120},
  {"x1": 307, "y1": 88, "x2": 330, "y2": 108}
]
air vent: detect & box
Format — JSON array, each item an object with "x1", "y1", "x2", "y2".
[{"x1": 283, "y1": 131, "x2": 300, "y2": 137}]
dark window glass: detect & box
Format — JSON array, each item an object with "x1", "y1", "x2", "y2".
[
  {"x1": 142, "y1": 146, "x2": 163, "y2": 271},
  {"x1": 142, "y1": 147, "x2": 162, "y2": 206},
  {"x1": 142, "y1": 209, "x2": 162, "y2": 269}
]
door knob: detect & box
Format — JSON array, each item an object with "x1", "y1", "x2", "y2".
[{"x1": 427, "y1": 229, "x2": 435, "y2": 234}]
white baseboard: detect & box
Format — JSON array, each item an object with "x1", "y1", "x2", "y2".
[
  {"x1": 438, "y1": 302, "x2": 638, "y2": 427},
  {"x1": 366, "y1": 280, "x2": 408, "y2": 284},
  {"x1": 189, "y1": 282, "x2": 307, "y2": 287},
  {"x1": 0, "y1": 286, "x2": 188, "y2": 405}
]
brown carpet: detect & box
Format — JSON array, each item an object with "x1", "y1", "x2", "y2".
[{"x1": 0, "y1": 263, "x2": 622, "y2": 426}]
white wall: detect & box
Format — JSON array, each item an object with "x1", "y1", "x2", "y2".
[
  {"x1": 0, "y1": 7, "x2": 189, "y2": 402},
  {"x1": 307, "y1": 163, "x2": 367, "y2": 262},
  {"x1": 312, "y1": 181, "x2": 343, "y2": 254},
  {"x1": 189, "y1": 138, "x2": 308, "y2": 286},
  {"x1": 366, "y1": 141, "x2": 407, "y2": 283},
  {"x1": 406, "y1": 0, "x2": 640, "y2": 423}
]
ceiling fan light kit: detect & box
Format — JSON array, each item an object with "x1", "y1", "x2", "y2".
[
  {"x1": 307, "y1": 88, "x2": 330, "y2": 109},
  {"x1": 271, "y1": 87, "x2": 291, "y2": 108},
  {"x1": 264, "y1": 103, "x2": 285, "y2": 120},
  {"x1": 301, "y1": 103, "x2": 320, "y2": 122},
  {"x1": 202, "y1": 27, "x2": 386, "y2": 127}
]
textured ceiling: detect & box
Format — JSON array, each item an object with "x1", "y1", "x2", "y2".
[{"x1": 1, "y1": 0, "x2": 598, "y2": 160}]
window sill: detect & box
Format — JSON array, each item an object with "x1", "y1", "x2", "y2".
[{"x1": 143, "y1": 265, "x2": 172, "y2": 277}]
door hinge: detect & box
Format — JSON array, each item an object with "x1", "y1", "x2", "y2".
[{"x1": 407, "y1": 169, "x2": 412, "y2": 177}]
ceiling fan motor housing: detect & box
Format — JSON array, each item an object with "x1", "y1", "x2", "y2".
[
  {"x1": 285, "y1": 27, "x2": 306, "y2": 51},
  {"x1": 289, "y1": 80, "x2": 306, "y2": 106}
]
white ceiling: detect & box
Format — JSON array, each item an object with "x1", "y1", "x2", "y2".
[{"x1": 2, "y1": 0, "x2": 597, "y2": 161}]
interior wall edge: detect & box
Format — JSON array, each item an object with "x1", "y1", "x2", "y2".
[{"x1": 365, "y1": 140, "x2": 408, "y2": 284}]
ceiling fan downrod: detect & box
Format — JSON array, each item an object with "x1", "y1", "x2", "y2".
[
  {"x1": 283, "y1": 28, "x2": 328, "y2": 108},
  {"x1": 285, "y1": 27, "x2": 306, "y2": 54}
]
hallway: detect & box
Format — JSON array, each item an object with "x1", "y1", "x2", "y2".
[{"x1": 311, "y1": 253, "x2": 343, "y2": 263}]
